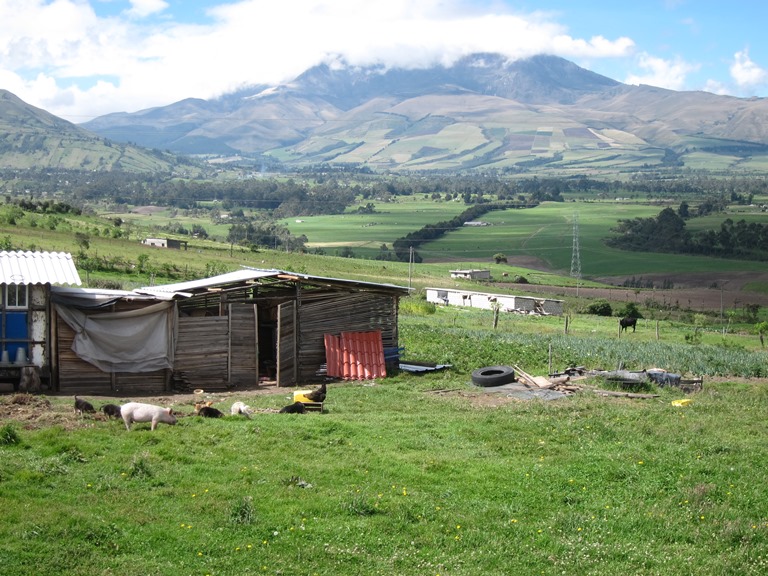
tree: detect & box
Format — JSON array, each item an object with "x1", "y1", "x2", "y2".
[
  {"x1": 75, "y1": 232, "x2": 90, "y2": 251},
  {"x1": 755, "y1": 321, "x2": 768, "y2": 347},
  {"x1": 493, "y1": 253, "x2": 507, "y2": 264},
  {"x1": 137, "y1": 253, "x2": 150, "y2": 274}
]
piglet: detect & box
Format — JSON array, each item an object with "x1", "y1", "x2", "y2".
[
  {"x1": 74, "y1": 396, "x2": 96, "y2": 415},
  {"x1": 230, "y1": 401, "x2": 252, "y2": 418},
  {"x1": 279, "y1": 401, "x2": 306, "y2": 414},
  {"x1": 102, "y1": 403, "x2": 122, "y2": 419},
  {"x1": 121, "y1": 402, "x2": 177, "y2": 431}
]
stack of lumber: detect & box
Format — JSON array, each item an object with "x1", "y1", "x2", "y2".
[{"x1": 512, "y1": 364, "x2": 581, "y2": 395}]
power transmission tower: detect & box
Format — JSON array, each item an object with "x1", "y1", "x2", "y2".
[{"x1": 570, "y1": 212, "x2": 582, "y2": 296}]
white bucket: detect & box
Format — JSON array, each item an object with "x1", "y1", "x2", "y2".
[
  {"x1": 1, "y1": 350, "x2": 9, "y2": 364},
  {"x1": 15, "y1": 347, "x2": 26, "y2": 364}
]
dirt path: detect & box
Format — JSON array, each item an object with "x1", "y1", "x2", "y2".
[{"x1": 509, "y1": 270, "x2": 768, "y2": 312}]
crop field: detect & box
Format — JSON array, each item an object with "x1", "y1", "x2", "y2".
[
  {"x1": 418, "y1": 202, "x2": 768, "y2": 277},
  {"x1": 279, "y1": 199, "x2": 468, "y2": 254}
]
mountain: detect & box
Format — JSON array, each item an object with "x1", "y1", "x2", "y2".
[
  {"x1": 0, "y1": 89, "x2": 193, "y2": 172},
  {"x1": 22, "y1": 54, "x2": 768, "y2": 173}
]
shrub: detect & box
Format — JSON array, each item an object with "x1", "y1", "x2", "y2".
[
  {"x1": 616, "y1": 302, "x2": 643, "y2": 319},
  {"x1": 583, "y1": 299, "x2": 613, "y2": 316},
  {"x1": 400, "y1": 297, "x2": 436, "y2": 316}
]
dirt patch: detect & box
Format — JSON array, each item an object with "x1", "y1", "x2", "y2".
[
  {"x1": 0, "y1": 385, "x2": 294, "y2": 431},
  {"x1": 0, "y1": 394, "x2": 83, "y2": 431}
]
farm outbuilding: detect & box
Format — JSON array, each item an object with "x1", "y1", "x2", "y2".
[
  {"x1": 49, "y1": 268, "x2": 410, "y2": 395},
  {"x1": 0, "y1": 251, "x2": 82, "y2": 392},
  {"x1": 426, "y1": 287, "x2": 563, "y2": 316},
  {"x1": 142, "y1": 238, "x2": 188, "y2": 250},
  {"x1": 450, "y1": 269, "x2": 491, "y2": 280}
]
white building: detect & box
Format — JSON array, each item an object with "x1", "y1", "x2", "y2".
[{"x1": 426, "y1": 287, "x2": 563, "y2": 316}]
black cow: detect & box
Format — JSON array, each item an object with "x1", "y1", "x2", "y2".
[{"x1": 619, "y1": 317, "x2": 637, "y2": 332}]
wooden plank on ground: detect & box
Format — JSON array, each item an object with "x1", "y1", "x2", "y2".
[{"x1": 594, "y1": 389, "x2": 660, "y2": 399}]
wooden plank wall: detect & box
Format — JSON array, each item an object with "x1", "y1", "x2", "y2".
[
  {"x1": 229, "y1": 303, "x2": 259, "y2": 387},
  {"x1": 296, "y1": 291, "x2": 398, "y2": 383},
  {"x1": 174, "y1": 315, "x2": 229, "y2": 390},
  {"x1": 277, "y1": 302, "x2": 296, "y2": 386},
  {"x1": 56, "y1": 316, "x2": 168, "y2": 396}
]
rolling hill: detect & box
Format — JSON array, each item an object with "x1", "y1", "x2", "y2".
[{"x1": 0, "y1": 89, "x2": 195, "y2": 172}]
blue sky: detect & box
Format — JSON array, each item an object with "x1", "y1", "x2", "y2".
[{"x1": 1, "y1": 0, "x2": 766, "y2": 122}]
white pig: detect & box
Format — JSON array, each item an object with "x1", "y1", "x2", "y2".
[
  {"x1": 230, "y1": 401, "x2": 252, "y2": 418},
  {"x1": 121, "y1": 402, "x2": 177, "y2": 431}
]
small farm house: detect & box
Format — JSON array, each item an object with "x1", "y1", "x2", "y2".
[
  {"x1": 50, "y1": 268, "x2": 410, "y2": 395},
  {"x1": 426, "y1": 287, "x2": 563, "y2": 315},
  {"x1": 0, "y1": 251, "x2": 82, "y2": 391}
]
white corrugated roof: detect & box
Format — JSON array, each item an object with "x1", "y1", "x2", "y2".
[
  {"x1": 0, "y1": 250, "x2": 82, "y2": 286},
  {"x1": 138, "y1": 268, "x2": 281, "y2": 293},
  {"x1": 139, "y1": 267, "x2": 409, "y2": 296}
]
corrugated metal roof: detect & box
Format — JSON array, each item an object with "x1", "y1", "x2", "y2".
[
  {"x1": 138, "y1": 269, "x2": 281, "y2": 293},
  {"x1": 140, "y1": 268, "x2": 409, "y2": 295},
  {"x1": 51, "y1": 286, "x2": 171, "y2": 308},
  {"x1": 0, "y1": 250, "x2": 81, "y2": 286}
]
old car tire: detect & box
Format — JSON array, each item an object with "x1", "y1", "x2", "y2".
[{"x1": 471, "y1": 365, "x2": 516, "y2": 387}]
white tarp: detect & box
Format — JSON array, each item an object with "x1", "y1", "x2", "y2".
[{"x1": 55, "y1": 301, "x2": 176, "y2": 373}]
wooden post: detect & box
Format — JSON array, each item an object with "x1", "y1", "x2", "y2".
[{"x1": 548, "y1": 343, "x2": 553, "y2": 376}]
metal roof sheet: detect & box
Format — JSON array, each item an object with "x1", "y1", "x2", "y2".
[
  {"x1": 139, "y1": 269, "x2": 281, "y2": 293},
  {"x1": 0, "y1": 250, "x2": 82, "y2": 286},
  {"x1": 141, "y1": 268, "x2": 409, "y2": 295}
]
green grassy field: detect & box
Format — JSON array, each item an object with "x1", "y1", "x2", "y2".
[
  {"x1": 4, "y1": 200, "x2": 768, "y2": 574},
  {"x1": 1, "y1": 308, "x2": 768, "y2": 575},
  {"x1": 417, "y1": 202, "x2": 768, "y2": 275},
  {"x1": 87, "y1": 194, "x2": 768, "y2": 278}
]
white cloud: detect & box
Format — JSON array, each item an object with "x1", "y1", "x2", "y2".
[
  {"x1": 703, "y1": 78, "x2": 729, "y2": 96},
  {"x1": 125, "y1": 0, "x2": 169, "y2": 19},
  {"x1": 0, "y1": 0, "x2": 641, "y2": 121},
  {"x1": 730, "y1": 49, "x2": 767, "y2": 90},
  {"x1": 624, "y1": 53, "x2": 698, "y2": 91}
]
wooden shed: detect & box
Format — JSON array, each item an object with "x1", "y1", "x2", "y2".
[{"x1": 51, "y1": 268, "x2": 410, "y2": 395}]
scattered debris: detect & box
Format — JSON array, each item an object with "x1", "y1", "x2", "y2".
[
  {"x1": 399, "y1": 361, "x2": 452, "y2": 373},
  {"x1": 594, "y1": 368, "x2": 703, "y2": 393},
  {"x1": 593, "y1": 389, "x2": 660, "y2": 399}
]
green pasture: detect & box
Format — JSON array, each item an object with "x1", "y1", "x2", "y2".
[
  {"x1": 418, "y1": 202, "x2": 768, "y2": 276},
  {"x1": 404, "y1": 302, "x2": 767, "y2": 358},
  {"x1": 279, "y1": 198, "x2": 468, "y2": 254},
  {"x1": 3, "y1": 306, "x2": 768, "y2": 575}
]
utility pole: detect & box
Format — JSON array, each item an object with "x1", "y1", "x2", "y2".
[
  {"x1": 408, "y1": 246, "x2": 414, "y2": 290},
  {"x1": 570, "y1": 212, "x2": 582, "y2": 297}
]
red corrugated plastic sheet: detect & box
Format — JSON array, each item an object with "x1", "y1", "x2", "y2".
[{"x1": 324, "y1": 331, "x2": 387, "y2": 380}]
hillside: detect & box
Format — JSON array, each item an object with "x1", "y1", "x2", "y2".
[
  {"x1": 0, "y1": 90, "x2": 196, "y2": 172},
  {"x1": 78, "y1": 54, "x2": 768, "y2": 172}
]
